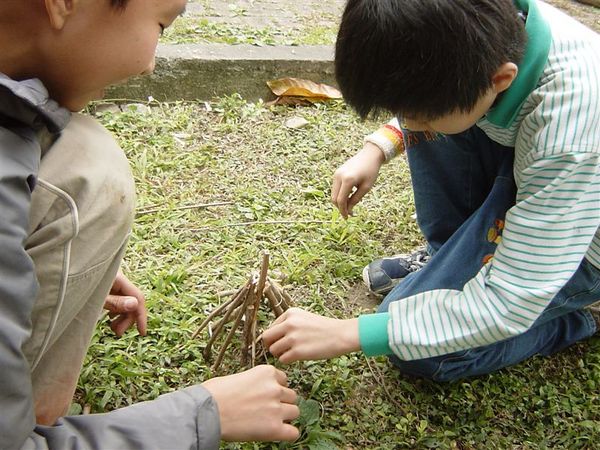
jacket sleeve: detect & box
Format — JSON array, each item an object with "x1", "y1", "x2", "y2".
[
  {"x1": 29, "y1": 386, "x2": 221, "y2": 450},
  {"x1": 0, "y1": 126, "x2": 221, "y2": 450},
  {"x1": 0, "y1": 123, "x2": 42, "y2": 449}
]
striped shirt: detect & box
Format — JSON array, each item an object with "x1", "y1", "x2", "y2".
[{"x1": 359, "y1": 0, "x2": 600, "y2": 360}]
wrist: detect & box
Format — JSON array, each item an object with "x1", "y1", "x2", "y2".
[
  {"x1": 201, "y1": 377, "x2": 232, "y2": 440},
  {"x1": 360, "y1": 141, "x2": 387, "y2": 165},
  {"x1": 364, "y1": 124, "x2": 404, "y2": 162},
  {"x1": 337, "y1": 318, "x2": 361, "y2": 355}
]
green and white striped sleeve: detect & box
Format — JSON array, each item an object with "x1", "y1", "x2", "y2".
[{"x1": 359, "y1": 151, "x2": 600, "y2": 360}]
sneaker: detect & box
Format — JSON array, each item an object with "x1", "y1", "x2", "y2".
[{"x1": 362, "y1": 247, "x2": 431, "y2": 296}]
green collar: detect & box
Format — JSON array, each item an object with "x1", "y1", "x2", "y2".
[{"x1": 485, "y1": 0, "x2": 552, "y2": 128}]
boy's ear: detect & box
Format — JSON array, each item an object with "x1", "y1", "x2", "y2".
[
  {"x1": 491, "y1": 62, "x2": 519, "y2": 94},
  {"x1": 44, "y1": 0, "x2": 79, "y2": 30}
]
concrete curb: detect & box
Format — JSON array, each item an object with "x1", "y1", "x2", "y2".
[{"x1": 107, "y1": 43, "x2": 335, "y2": 102}]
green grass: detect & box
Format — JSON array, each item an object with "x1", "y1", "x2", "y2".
[
  {"x1": 78, "y1": 97, "x2": 600, "y2": 449},
  {"x1": 161, "y1": 17, "x2": 338, "y2": 46}
]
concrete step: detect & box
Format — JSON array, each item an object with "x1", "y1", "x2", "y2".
[{"x1": 107, "y1": 43, "x2": 335, "y2": 102}]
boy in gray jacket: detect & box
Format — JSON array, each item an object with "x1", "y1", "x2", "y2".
[{"x1": 0, "y1": 0, "x2": 299, "y2": 448}]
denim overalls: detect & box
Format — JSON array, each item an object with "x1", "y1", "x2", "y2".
[{"x1": 378, "y1": 125, "x2": 600, "y2": 381}]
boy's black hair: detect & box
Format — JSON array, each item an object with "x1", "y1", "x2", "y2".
[{"x1": 335, "y1": 0, "x2": 527, "y2": 120}]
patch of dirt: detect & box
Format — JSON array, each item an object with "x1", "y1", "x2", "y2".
[
  {"x1": 545, "y1": 0, "x2": 600, "y2": 32},
  {"x1": 344, "y1": 282, "x2": 381, "y2": 313}
]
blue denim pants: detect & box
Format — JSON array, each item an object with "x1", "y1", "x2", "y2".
[{"x1": 378, "y1": 126, "x2": 600, "y2": 382}]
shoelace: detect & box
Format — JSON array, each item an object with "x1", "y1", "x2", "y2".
[{"x1": 406, "y1": 250, "x2": 431, "y2": 271}]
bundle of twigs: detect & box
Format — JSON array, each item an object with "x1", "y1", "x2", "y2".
[{"x1": 192, "y1": 252, "x2": 293, "y2": 372}]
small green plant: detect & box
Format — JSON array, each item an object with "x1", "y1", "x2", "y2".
[
  {"x1": 213, "y1": 93, "x2": 267, "y2": 125},
  {"x1": 280, "y1": 398, "x2": 344, "y2": 450}
]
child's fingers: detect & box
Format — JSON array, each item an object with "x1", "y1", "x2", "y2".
[
  {"x1": 274, "y1": 423, "x2": 300, "y2": 442},
  {"x1": 281, "y1": 402, "x2": 300, "y2": 422},
  {"x1": 273, "y1": 367, "x2": 290, "y2": 387},
  {"x1": 331, "y1": 176, "x2": 341, "y2": 205},
  {"x1": 261, "y1": 322, "x2": 288, "y2": 348},
  {"x1": 104, "y1": 294, "x2": 139, "y2": 313},
  {"x1": 267, "y1": 335, "x2": 292, "y2": 358},
  {"x1": 278, "y1": 348, "x2": 300, "y2": 364},
  {"x1": 110, "y1": 314, "x2": 135, "y2": 337},
  {"x1": 348, "y1": 183, "x2": 371, "y2": 214},
  {"x1": 136, "y1": 303, "x2": 148, "y2": 336},
  {"x1": 335, "y1": 180, "x2": 355, "y2": 218},
  {"x1": 280, "y1": 386, "x2": 298, "y2": 405}
]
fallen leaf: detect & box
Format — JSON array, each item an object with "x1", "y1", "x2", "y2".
[
  {"x1": 265, "y1": 96, "x2": 313, "y2": 107},
  {"x1": 285, "y1": 116, "x2": 309, "y2": 129},
  {"x1": 267, "y1": 77, "x2": 342, "y2": 103}
]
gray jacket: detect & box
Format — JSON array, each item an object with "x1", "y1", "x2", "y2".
[{"x1": 0, "y1": 74, "x2": 220, "y2": 450}]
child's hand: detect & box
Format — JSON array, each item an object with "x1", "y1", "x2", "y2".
[
  {"x1": 103, "y1": 270, "x2": 147, "y2": 337},
  {"x1": 201, "y1": 365, "x2": 300, "y2": 442},
  {"x1": 331, "y1": 142, "x2": 386, "y2": 218},
  {"x1": 262, "y1": 308, "x2": 360, "y2": 363}
]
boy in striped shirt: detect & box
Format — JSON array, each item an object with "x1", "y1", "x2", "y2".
[{"x1": 263, "y1": 0, "x2": 600, "y2": 381}]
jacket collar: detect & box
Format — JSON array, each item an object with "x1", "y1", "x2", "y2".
[
  {"x1": 0, "y1": 74, "x2": 70, "y2": 133},
  {"x1": 485, "y1": 0, "x2": 552, "y2": 128}
]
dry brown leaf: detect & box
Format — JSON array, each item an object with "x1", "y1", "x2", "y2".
[
  {"x1": 267, "y1": 77, "x2": 342, "y2": 101},
  {"x1": 265, "y1": 96, "x2": 313, "y2": 107}
]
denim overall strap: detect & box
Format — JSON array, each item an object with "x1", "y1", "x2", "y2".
[{"x1": 379, "y1": 125, "x2": 600, "y2": 381}]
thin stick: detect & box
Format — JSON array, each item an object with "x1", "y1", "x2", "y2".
[
  {"x1": 364, "y1": 357, "x2": 406, "y2": 411},
  {"x1": 192, "y1": 284, "x2": 247, "y2": 339},
  {"x1": 241, "y1": 274, "x2": 259, "y2": 365},
  {"x1": 136, "y1": 201, "x2": 234, "y2": 217},
  {"x1": 255, "y1": 252, "x2": 270, "y2": 299},
  {"x1": 212, "y1": 300, "x2": 245, "y2": 331},
  {"x1": 270, "y1": 280, "x2": 293, "y2": 310},
  {"x1": 213, "y1": 286, "x2": 256, "y2": 371},
  {"x1": 242, "y1": 292, "x2": 256, "y2": 365},
  {"x1": 203, "y1": 285, "x2": 249, "y2": 361},
  {"x1": 251, "y1": 252, "x2": 270, "y2": 366},
  {"x1": 184, "y1": 219, "x2": 328, "y2": 231},
  {"x1": 264, "y1": 284, "x2": 284, "y2": 317},
  {"x1": 94, "y1": 97, "x2": 156, "y2": 104},
  {"x1": 250, "y1": 301, "x2": 259, "y2": 367},
  {"x1": 249, "y1": 333, "x2": 267, "y2": 366},
  {"x1": 217, "y1": 289, "x2": 238, "y2": 298},
  {"x1": 280, "y1": 290, "x2": 293, "y2": 310}
]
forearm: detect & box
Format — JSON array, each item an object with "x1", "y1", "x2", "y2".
[
  {"x1": 338, "y1": 318, "x2": 361, "y2": 355},
  {"x1": 30, "y1": 386, "x2": 220, "y2": 450}
]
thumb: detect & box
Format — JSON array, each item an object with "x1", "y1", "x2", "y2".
[{"x1": 104, "y1": 295, "x2": 138, "y2": 313}]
